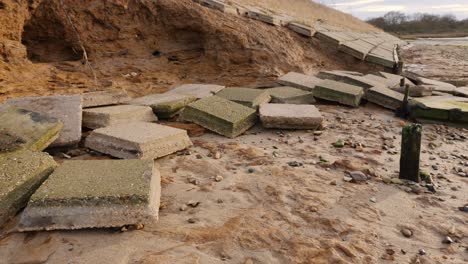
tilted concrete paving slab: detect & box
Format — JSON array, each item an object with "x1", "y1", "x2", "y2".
[
  {"x1": 0, "y1": 108, "x2": 63, "y2": 152},
  {"x1": 82, "y1": 90, "x2": 130, "y2": 108},
  {"x1": 339, "y1": 39, "x2": 374, "y2": 60},
  {"x1": 85, "y1": 122, "x2": 192, "y2": 159},
  {"x1": 287, "y1": 22, "x2": 315, "y2": 37},
  {"x1": 317, "y1": 71, "x2": 382, "y2": 90},
  {"x1": 196, "y1": 0, "x2": 238, "y2": 15},
  {"x1": 314, "y1": 31, "x2": 356, "y2": 46},
  {"x1": 454, "y1": 87, "x2": 468, "y2": 97},
  {"x1": 180, "y1": 96, "x2": 257, "y2": 138},
  {"x1": 216, "y1": 87, "x2": 271, "y2": 108},
  {"x1": 0, "y1": 150, "x2": 57, "y2": 227},
  {"x1": 314, "y1": 80, "x2": 364, "y2": 108},
  {"x1": 83, "y1": 105, "x2": 157, "y2": 129},
  {"x1": 277, "y1": 72, "x2": 322, "y2": 92},
  {"x1": 260, "y1": 104, "x2": 323, "y2": 129},
  {"x1": 267, "y1": 86, "x2": 316, "y2": 104},
  {"x1": 165, "y1": 84, "x2": 225, "y2": 99},
  {"x1": 128, "y1": 93, "x2": 197, "y2": 118},
  {"x1": 4, "y1": 95, "x2": 82, "y2": 147},
  {"x1": 365, "y1": 49, "x2": 395, "y2": 68},
  {"x1": 404, "y1": 72, "x2": 457, "y2": 94},
  {"x1": 18, "y1": 159, "x2": 159, "y2": 231},
  {"x1": 245, "y1": 9, "x2": 282, "y2": 26},
  {"x1": 410, "y1": 96, "x2": 468, "y2": 127},
  {"x1": 366, "y1": 86, "x2": 405, "y2": 111}
]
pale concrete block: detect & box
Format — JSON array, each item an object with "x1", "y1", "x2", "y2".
[
  {"x1": 216, "y1": 87, "x2": 271, "y2": 108},
  {"x1": 0, "y1": 108, "x2": 63, "y2": 152},
  {"x1": 288, "y1": 22, "x2": 315, "y2": 37},
  {"x1": 317, "y1": 71, "x2": 381, "y2": 90},
  {"x1": 0, "y1": 150, "x2": 57, "y2": 227},
  {"x1": 83, "y1": 105, "x2": 157, "y2": 129},
  {"x1": 245, "y1": 9, "x2": 281, "y2": 26},
  {"x1": 314, "y1": 31, "x2": 356, "y2": 46},
  {"x1": 128, "y1": 93, "x2": 197, "y2": 118},
  {"x1": 165, "y1": 84, "x2": 225, "y2": 99},
  {"x1": 4, "y1": 95, "x2": 82, "y2": 147},
  {"x1": 314, "y1": 80, "x2": 364, "y2": 107},
  {"x1": 454, "y1": 87, "x2": 468, "y2": 97},
  {"x1": 260, "y1": 104, "x2": 323, "y2": 129},
  {"x1": 82, "y1": 90, "x2": 130, "y2": 108},
  {"x1": 18, "y1": 159, "x2": 159, "y2": 231},
  {"x1": 277, "y1": 72, "x2": 322, "y2": 92},
  {"x1": 198, "y1": 0, "x2": 238, "y2": 15},
  {"x1": 267, "y1": 86, "x2": 315, "y2": 104},
  {"x1": 180, "y1": 96, "x2": 257, "y2": 138},
  {"x1": 366, "y1": 86, "x2": 405, "y2": 110},
  {"x1": 85, "y1": 122, "x2": 192, "y2": 159},
  {"x1": 339, "y1": 39, "x2": 374, "y2": 60}
]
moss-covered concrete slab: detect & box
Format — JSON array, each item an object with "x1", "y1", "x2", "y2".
[
  {"x1": 129, "y1": 93, "x2": 197, "y2": 118},
  {"x1": 288, "y1": 22, "x2": 315, "y2": 37},
  {"x1": 18, "y1": 159, "x2": 160, "y2": 231},
  {"x1": 83, "y1": 105, "x2": 157, "y2": 129},
  {"x1": 0, "y1": 150, "x2": 57, "y2": 227},
  {"x1": 216, "y1": 87, "x2": 271, "y2": 108},
  {"x1": 0, "y1": 108, "x2": 63, "y2": 152},
  {"x1": 410, "y1": 96, "x2": 468, "y2": 126},
  {"x1": 314, "y1": 80, "x2": 364, "y2": 107},
  {"x1": 366, "y1": 86, "x2": 405, "y2": 110},
  {"x1": 166, "y1": 84, "x2": 225, "y2": 99},
  {"x1": 277, "y1": 72, "x2": 322, "y2": 92},
  {"x1": 260, "y1": 104, "x2": 322, "y2": 129},
  {"x1": 180, "y1": 96, "x2": 257, "y2": 138},
  {"x1": 267, "y1": 86, "x2": 315, "y2": 104},
  {"x1": 82, "y1": 90, "x2": 130, "y2": 108},
  {"x1": 85, "y1": 122, "x2": 192, "y2": 159},
  {"x1": 4, "y1": 95, "x2": 82, "y2": 147}
]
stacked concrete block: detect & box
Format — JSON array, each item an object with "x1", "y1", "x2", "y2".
[
  {"x1": 277, "y1": 72, "x2": 322, "y2": 92},
  {"x1": 410, "y1": 96, "x2": 468, "y2": 126},
  {"x1": 82, "y1": 105, "x2": 157, "y2": 129},
  {"x1": 129, "y1": 93, "x2": 197, "y2": 118},
  {"x1": 85, "y1": 122, "x2": 192, "y2": 159},
  {"x1": 259, "y1": 104, "x2": 323, "y2": 129},
  {"x1": 366, "y1": 86, "x2": 405, "y2": 110},
  {"x1": 267, "y1": 86, "x2": 315, "y2": 104},
  {"x1": 4, "y1": 95, "x2": 82, "y2": 147},
  {"x1": 180, "y1": 96, "x2": 257, "y2": 138},
  {"x1": 165, "y1": 84, "x2": 225, "y2": 99},
  {"x1": 287, "y1": 22, "x2": 315, "y2": 37},
  {"x1": 216, "y1": 87, "x2": 271, "y2": 108},
  {"x1": 314, "y1": 80, "x2": 364, "y2": 107},
  {"x1": 18, "y1": 159, "x2": 160, "y2": 231},
  {"x1": 82, "y1": 90, "x2": 130, "y2": 108},
  {"x1": 0, "y1": 108, "x2": 63, "y2": 152},
  {"x1": 339, "y1": 39, "x2": 374, "y2": 60},
  {"x1": 0, "y1": 150, "x2": 57, "y2": 227}
]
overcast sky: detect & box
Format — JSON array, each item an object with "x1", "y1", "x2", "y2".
[{"x1": 315, "y1": 0, "x2": 468, "y2": 20}]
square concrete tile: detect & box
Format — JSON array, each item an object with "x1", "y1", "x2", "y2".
[
  {"x1": 277, "y1": 72, "x2": 322, "y2": 92},
  {"x1": 128, "y1": 93, "x2": 196, "y2": 118},
  {"x1": 165, "y1": 84, "x2": 225, "y2": 99},
  {"x1": 260, "y1": 104, "x2": 323, "y2": 129},
  {"x1": 83, "y1": 105, "x2": 157, "y2": 129},
  {"x1": 216, "y1": 87, "x2": 271, "y2": 108},
  {"x1": 267, "y1": 86, "x2": 315, "y2": 104},
  {"x1": 314, "y1": 80, "x2": 364, "y2": 107}
]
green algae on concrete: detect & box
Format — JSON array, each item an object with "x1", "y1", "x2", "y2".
[
  {"x1": 366, "y1": 86, "x2": 405, "y2": 111},
  {"x1": 129, "y1": 93, "x2": 197, "y2": 118},
  {"x1": 0, "y1": 108, "x2": 63, "y2": 152},
  {"x1": 410, "y1": 97, "x2": 468, "y2": 126},
  {"x1": 18, "y1": 159, "x2": 160, "y2": 231},
  {"x1": 216, "y1": 87, "x2": 271, "y2": 108},
  {"x1": 267, "y1": 86, "x2": 316, "y2": 104},
  {"x1": 314, "y1": 80, "x2": 364, "y2": 108},
  {"x1": 0, "y1": 150, "x2": 57, "y2": 227},
  {"x1": 180, "y1": 96, "x2": 257, "y2": 138}
]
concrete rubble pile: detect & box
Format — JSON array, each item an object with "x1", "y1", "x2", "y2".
[{"x1": 1, "y1": 67, "x2": 467, "y2": 232}]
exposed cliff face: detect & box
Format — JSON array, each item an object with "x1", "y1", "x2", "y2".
[{"x1": 0, "y1": 0, "x2": 376, "y2": 101}]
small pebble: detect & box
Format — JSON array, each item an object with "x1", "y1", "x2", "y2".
[
  {"x1": 442, "y1": 236, "x2": 453, "y2": 244},
  {"x1": 418, "y1": 249, "x2": 426, "y2": 256},
  {"x1": 401, "y1": 228, "x2": 413, "y2": 238},
  {"x1": 187, "y1": 218, "x2": 198, "y2": 224},
  {"x1": 215, "y1": 175, "x2": 224, "y2": 182}
]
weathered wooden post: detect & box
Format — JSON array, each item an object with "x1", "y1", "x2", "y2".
[{"x1": 399, "y1": 124, "x2": 422, "y2": 182}]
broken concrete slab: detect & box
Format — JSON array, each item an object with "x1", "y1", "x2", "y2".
[
  {"x1": 85, "y1": 122, "x2": 192, "y2": 159},
  {"x1": 317, "y1": 71, "x2": 381, "y2": 90},
  {"x1": 82, "y1": 105, "x2": 157, "y2": 129},
  {"x1": 267, "y1": 86, "x2": 316, "y2": 104},
  {"x1": 314, "y1": 80, "x2": 364, "y2": 107},
  {"x1": 4, "y1": 95, "x2": 82, "y2": 147},
  {"x1": 128, "y1": 93, "x2": 197, "y2": 118},
  {"x1": 165, "y1": 84, "x2": 225, "y2": 99},
  {"x1": 277, "y1": 72, "x2": 322, "y2": 92},
  {"x1": 216, "y1": 87, "x2": 271, "y2": 108},
  {"x1": 259, "y1": 104, "x2": 323, "y2": 129},
  {"x1": 339, "y1": 39, "x2": 374, "y2": 60},
  {"x1": 0, "y1": 108, "x2": 63, "y2": 152},
  {"x1": 410, "y1": 96, "x2": 468, "y2": 126},
  {"x1": 287, "y1": 22, "x2": 315, "y2": 37},
  {"x1": 365, "y1": 51, "x2": 395, "y2": 68},
  {"x1": 82, "y1": 90, "x2": 130, "y2": 108},
  {"x1": 403, "y1": 72, "x2": 457, "y2": 93},
  {"x1": 366, "y1": 86, "x2": 405, "y2": 111},
  {"x1": 18, "y1": 159, "x2": 159, "y2": 231},
  {"x1": 180, "y1": 96, "x2": 257, "y2": 138},
  {"x1": 0, "y1": 150, "x2": 57, "y2": 227},
  {"x1": 197, "y1": 0, "x2": 238, "y2": 15}
]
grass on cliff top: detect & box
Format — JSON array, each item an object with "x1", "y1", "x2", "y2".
[{"x1": 232, "y1": 0, "x2": 379, "y2": 32}]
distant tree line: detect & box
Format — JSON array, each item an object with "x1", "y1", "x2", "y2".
[{"x1": 367, "y1": 12, "x2": 468, "y2": 36}]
